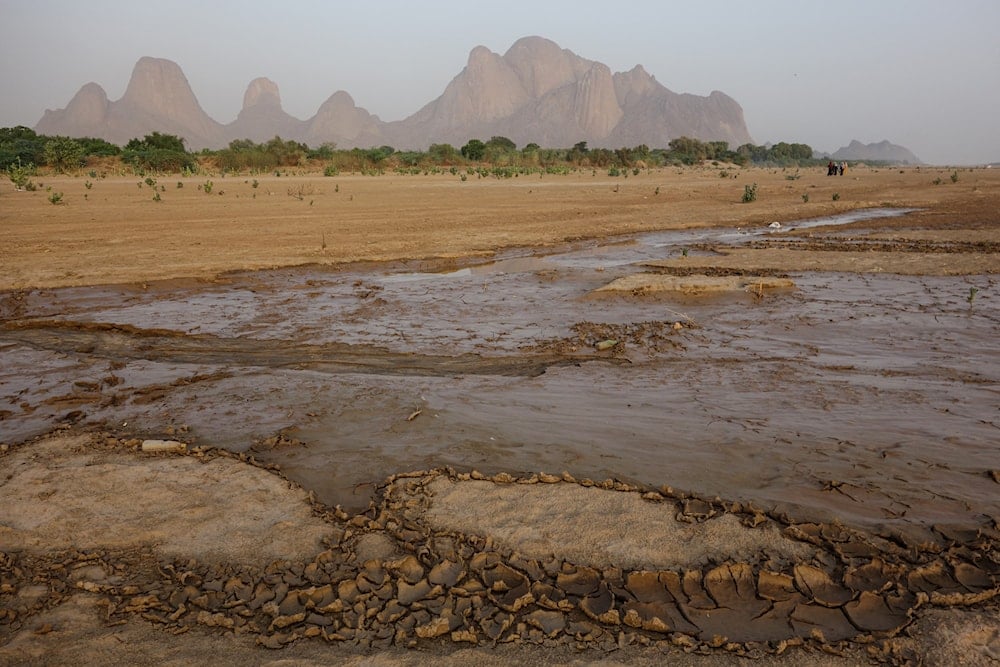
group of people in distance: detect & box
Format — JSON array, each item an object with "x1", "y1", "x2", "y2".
[{"x1": 827, "y1": 160, "x2": 847, "y2": 176}]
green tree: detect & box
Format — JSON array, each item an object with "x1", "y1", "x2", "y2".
[
  {"x1": 667, "y1": 136, "x2": 707, "y2": 164},
  {"x1": 263, "y1": 136, "x2": 307, "y2": 166},
  {"x1": 307, "y1": 142, "x2": 337, "y2": 160},
  {"x1": 122, "y1": 132, "x2": 195, "y2": 172},
  {"x1": 76, "y1": 137, "x2": 121, "y2": 157},
  {"x1": 587, "y1": 148, "x2": 614, "y2": 167},
  {"x1": 42, "y1": 136, "x2": 85, "y2": 172},
  {"x1": 485, "y1": 136, "x2": 516, "y2": 152},
  {"x1": 460, "y1": 139, "x2": 485, "y2": 161},
  {"x1": 567, "y1": 141, "x2": 589, "y2": 164},
  {"x1": 0, "y1": 126, "x2": 45, "y2": 170},
  {"x1": 428, "y1": 143, "x2": 459, "y2": 164},
  {"x1": 126, "y1": 131, "x2": 186, "y2": 152},
  {"x1": 483, "y1": 136, "x2": 517, "y2": 164}
]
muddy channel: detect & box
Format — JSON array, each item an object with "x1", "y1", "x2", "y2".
[{"x1": 1, "y1": 208, "x2": 998, "y2": 545}]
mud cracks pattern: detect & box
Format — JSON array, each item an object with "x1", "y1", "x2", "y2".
[{"x1": 2, "y1": 446, "x2": 997, "y2": 663}]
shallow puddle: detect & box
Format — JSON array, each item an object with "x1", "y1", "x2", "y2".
[{"x1": 2, "y1": 209, "x2": 997, "y2": 542}]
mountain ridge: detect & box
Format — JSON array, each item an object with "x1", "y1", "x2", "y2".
[
  {"x1": 36, "y1": 36, "x2": 754, "y2": 150},
  {"x1": 830, "y1": 139, "x2": 922, "y2": 165}
]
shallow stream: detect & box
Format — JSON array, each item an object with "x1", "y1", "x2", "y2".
[{"x1": 2, "y1": 209, "x2": 997, "y2": 542}]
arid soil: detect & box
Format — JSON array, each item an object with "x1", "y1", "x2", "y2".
[
  {"x1": 2, "y1": 165, "x2": 999, "y2": 665},
  {"x1": 2, "y1": 165, "x2": 996, "y2": 290}
]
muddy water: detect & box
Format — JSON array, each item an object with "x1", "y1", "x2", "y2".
[{"x1": 2, "y1": 209, "x2": 998, "y2": 541}]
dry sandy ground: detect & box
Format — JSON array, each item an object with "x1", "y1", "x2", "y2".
[
  {"x1": 3, "y1": 165, "x2": 1000, "y2": 665},
  {"x1": 2, "y1": 165, "x2": 998, "y2": 290}
]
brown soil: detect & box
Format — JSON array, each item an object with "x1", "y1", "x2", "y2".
[
  {"x1": 2, "y1": 165, "x2": 999, "y2": 665},
  {"x1": 2, "y1": 166, "x2": 997, "y2": 290}
]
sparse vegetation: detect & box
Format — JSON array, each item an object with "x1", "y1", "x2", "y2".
[
  {"x1": 202, "y1": 180, "x2": 213, "y2": 194},
  {"x1": 0, "y1": 125, "x2": 923, "y2": 183},
  {"x1": 47, "y1": 191, "x2": 63, "y2": 205},
  {"x1": 6, "y1": 158, "x2": 35, "y2": 190},
  {"x1": 832, "y1": 193, "x2": 841, "y2": 201},
  {"x1": 742, "y1": 182, "x2": 758, "y2": 203},
  {"x1": 287, "y1": 184, "x2": 316, "y2": 200},
  {"x1": 950, "y1": 171, "x2": 959, "y2": 183},
  {"x1": 802, "y1": 193, "x2": 809, "y2": 203}
]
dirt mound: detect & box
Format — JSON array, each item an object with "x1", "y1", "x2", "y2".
[
  {"x1": 0, "y1": 434, "x2": 331, "y2": 563},
  {"x1": 595, "y1": 274, "x2": 794, "y2": 296}
]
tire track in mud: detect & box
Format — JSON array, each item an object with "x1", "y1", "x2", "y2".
[{"x1": 0, "y1": 320, "x2": 616, "y2": 378}]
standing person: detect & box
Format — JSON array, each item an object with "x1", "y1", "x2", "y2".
[
  {"x1": 840, "y1": 161, "x2": 846, "y2": 176},
  {"x1": 828, "y1": 160, "x2": 835, "y2": 176}
]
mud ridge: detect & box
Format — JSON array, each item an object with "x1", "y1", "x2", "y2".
[{"x1": 0, "y1": 320, "x2": 615, "y2": 378}]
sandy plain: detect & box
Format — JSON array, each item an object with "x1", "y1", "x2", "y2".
[{"x1": 1, "y1": 165, "x2": 999, "y2": 665}]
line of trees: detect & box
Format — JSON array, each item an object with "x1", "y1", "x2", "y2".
[{"x1": 2, "y1": 125, "x2": 830, "y2": 176}]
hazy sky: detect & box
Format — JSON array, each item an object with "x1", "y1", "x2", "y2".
[{"x1": 2, "y1": 0, "x2": 997, "y2": 164}]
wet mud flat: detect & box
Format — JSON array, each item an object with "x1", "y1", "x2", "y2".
[{"x1": 2, "y1": 208, "x2": 1000, "y2": 663}]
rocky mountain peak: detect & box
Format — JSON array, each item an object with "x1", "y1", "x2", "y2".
[
  {"x1": 242, "y1": 78, "x2": 282, "y2": 110},
  {"x1": 502, "y1": 36, "x2": 589, "y2": 98},
  {"x1": 35, "y1": 82, "x2": 109, "y2": 137},
  {"x1": 120, "y1": 57, "x2": 201, "y2": 115},
  {"x1": 832, "y1": 139, "x2": 922, "y2": 164},
  {"x1": 34, "y1": 38, "x2": 755, "y2": 151}
]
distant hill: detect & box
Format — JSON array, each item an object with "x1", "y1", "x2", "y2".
[
  {"x1": 830, "y1": 139, "x2": 922, "y2": 165},
  {"x1": 34, "y1": 36, "x2": 753, "y2": 151}
]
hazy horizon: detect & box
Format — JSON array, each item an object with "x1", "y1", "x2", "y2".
[{"x1": 2, "y1": 0, "x2": 998, "y2": 164}]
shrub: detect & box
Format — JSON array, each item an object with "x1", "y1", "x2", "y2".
[
  {"x1": 122, "y1": 147, "x2": 197, "y2": 173},
  {"x1": 203, "y1": 180, "x2": 213, "y2": 194},
  {"x1": 323, "y1": 165, "x2": 338, "y2": 177},
  {"x1": 48, "y1": 191, "x2": 63, "y2": 204},
  {"x1": 950, "y1": 171, "x2": 959, "y2": 183},
  {"x1": 6, "y1": 158, "x2": 35, "y2": 190},
  {"x1": 832, "y1": 192, "x2": 841, "y2": 201},
  {"x1": 742, "y1": 182, "x2": 758, "y2": 203},
  {"x1": 42, "y1": 136, "x2": 85, "y2": 172},
  {"x1": 802, "y1": 193, "x2": 809, "y2": 203}
]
